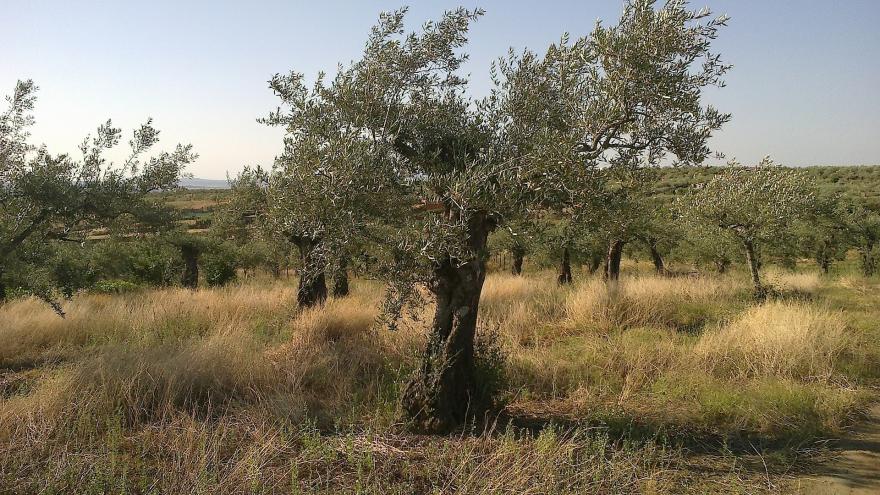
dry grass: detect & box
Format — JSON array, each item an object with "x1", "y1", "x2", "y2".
[
  {"x1": 0, "y1": 284, "x2": 297, "y2": 368},
  {"x1": 478, "y1": 273, "x2": 567, "y2": 346},
  {"x1": 695, "y1": 302, "x2": 851, "y2": 381},
  {"x1": 0, "y1": 269, "x2": 876, "y2": 493},
  {"x1": 562, "y1": 275, "x2": 742, "y2": 333},
  {"x1": 764, "y1": 267, "x2": 822, "y2": 295}
]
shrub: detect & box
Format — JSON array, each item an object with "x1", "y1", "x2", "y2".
[
  {"x1": 51, "y1": 245, "x2": 100, "y2": 298},
  {"x1": 201, "y1": 244, "x2": 238, "y2": 287}
]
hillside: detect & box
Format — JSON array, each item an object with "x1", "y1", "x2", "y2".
[{"x1": 655, "y1": 165, "x2": 880, "y2": 207}]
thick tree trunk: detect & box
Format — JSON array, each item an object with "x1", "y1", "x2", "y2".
[
  {"x1": 648, "y1": 239, "x2": 666, "y2": 275},
  {"x1": 743, "y1": 239, "x2": 765, "y2": 299},
  {"x1": 604, "y1": 239, "x2": 624, "y2": 281},
  {"x1": 511, "y1": 246, "x2": 524, "y2": 276},
  {"x1": 294, "y1": 237, "x2": 327, "y2": 309},
  {"x1": 180, "y1": 244, "x2": 200, "y2": 290},
  {"x1": 817, "y1": 244, "x2": 831, "y2": 275},
  {"x1": 401, "y1": 213, "x2": 494, "y2": 433},
  {"x1": 332, "y1": 256, "x2": 350, "y2": 298},
  {"x1": 557, "y1": 246, "x2": 572, "y2": 285}
]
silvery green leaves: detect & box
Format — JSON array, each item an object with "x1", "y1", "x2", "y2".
[
  {"x1": 680, "y1": 158, "x2": 815, "y2": 244},
  {"x1": 677, "y1": 158, "x2": 817, "y2": 296},
  {"x1": 0, "y1": 81, "x2": 195, "y2": 312},
  {"x1": 574, "y1": 0, "x2": 731, "y2": 165},
  {"x1": 0, "y1": 80, "x2": 38, "y2": 176},
  {"x1": 255, "y1": 1, "x2": 732, "y2": 313}
]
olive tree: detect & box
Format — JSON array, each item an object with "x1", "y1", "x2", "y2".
[
  {"x1": 0, "y1": 80, "x2": 195, "y2": 310},
  {"x1": 793, "y1": 195, "x2": 850, "y2": 275},
  {"x1": 678, "y1": 159, "x2": 815, "y2": 297},
  {"x1": 266, "y1": 0, "x2": 729, "y2": 431},
  {"x1": 226, "y1": 94, "x2": 402, "y2": 309},
  {"x1": 839, "y1": 201, "x2": 880, "y2": 277}
]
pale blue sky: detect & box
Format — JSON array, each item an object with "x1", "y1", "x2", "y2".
[{"x1": 3, "y1": 1, "x2": 879, "y2": 179}]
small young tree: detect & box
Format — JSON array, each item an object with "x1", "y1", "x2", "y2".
[
  {"x1": 678, "y1": 159, "x2": 815, "y2": 298},
  {"x1": 0, "y1": 80, "x2": 195, "y2": 310}
]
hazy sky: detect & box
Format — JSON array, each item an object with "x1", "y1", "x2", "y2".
[{"x1": 3, "y1": 1, "x2": 879, "y2": 179}]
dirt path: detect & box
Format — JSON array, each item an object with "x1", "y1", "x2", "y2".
[{"x1": 795, "y1": 403, "x2": 880, "y2": 494}]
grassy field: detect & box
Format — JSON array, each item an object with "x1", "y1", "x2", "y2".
[{"x1": 1, "y1": 262, "x2": 878, "y2": 493}]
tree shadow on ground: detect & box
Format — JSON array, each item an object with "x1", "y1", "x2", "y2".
[{"x1": 497, "y1": 407, "x2": 824, "y2": 456}]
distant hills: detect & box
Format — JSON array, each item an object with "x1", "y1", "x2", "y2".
[{"x1": 178, "y1": 177, "x2": 230, "y2": 189}]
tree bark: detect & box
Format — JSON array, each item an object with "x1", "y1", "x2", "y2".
[
  {"x1": 647, "y1": 239, "x2": 666, "y2": 275},
  {"x1": 557, "y1": 246, "x2": 572, "y2": 285},
  {"x1": 743, "y1": 239, "x2": 765, "y2": 299},
  {"x1": 401, "y1": 212, "x2": 494, "y2": 433},
  {"x1": 860, "y1": 240, "x2": 876, "y2": 277},
  {"x1": 332, "y1": 256, "x2": 350, "y2": 298},
  {"x1": 180, "y1": 244, "x2": 200, "y2": 290},
  {"x1": 511, "y1": 245, "x2": 524, "y2": 276},
  {"x1": 604, "y1": 239, "x2": 624, "y2": 281},
  {"x1": 816, "y1": 243, "x2": 831, "y2": 275},
  {"x1": 294, "y1": 237, "x2": 327, "y2": 308}
]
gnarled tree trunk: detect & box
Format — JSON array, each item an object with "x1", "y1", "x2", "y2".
[
  {"x1": 743, "y1": 239, "x2": 765, "y2": 299},
  {"x1": 647, "y1": 239, "x2": 666, "y2": 275},
  {"x1": 401, "y1": 213, "x2": 494, "y2": 433},
  {"x1": 180, "y1": 244, "x2": 200, "y2": 290},
  {"x1": 332, "y1": 256, "x2": 350, "y2": 298},
  {"x1": 511, "y1": 245, "x2": 525, "y2": 276},
  {"x1": 816, "y1": 242, "x2": 831, "y2": 275},
  {"x1": 557, "y1": 246, "x2": 572, "y2": 285},
  {"x1": 293, "y1": 236, "x2": 327, "y2": 308},
  {"x1": 604, "y1": 239, "x2": 624, "y2": 281}
]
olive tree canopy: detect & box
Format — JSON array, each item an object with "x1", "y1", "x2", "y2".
[
  {"x1": 678, "y1": 158, "x2": 815, "y2": 297},
  {"x1": 0, "y1": 80, "x2": 196, "y2": 310},
  {"x1": 262, "y1": 0, "x2": 730, "y2": 431}
]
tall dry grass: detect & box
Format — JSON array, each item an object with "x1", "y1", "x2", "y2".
[
  {"x1": 0, "y1": 280, "x2": 420, "y2": 439},
  {"x1": 0, "y1": 269, "x2": 874, "y2": 492},
  {"x1": 764, "y1": 267, "x2": 822, "y2": 295},
  {"x1": 695, "y1": 301, "x2": 850, "y2": 382},
  {"x1": 563, "y1": 275, "x2": 742, "y2": 333},
  {"x1": 0, "y1": 284, "x2": 297, "y2": 368},
  {"x1": 478, "y1": 273, "x2": 567, "y2": 346}
]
